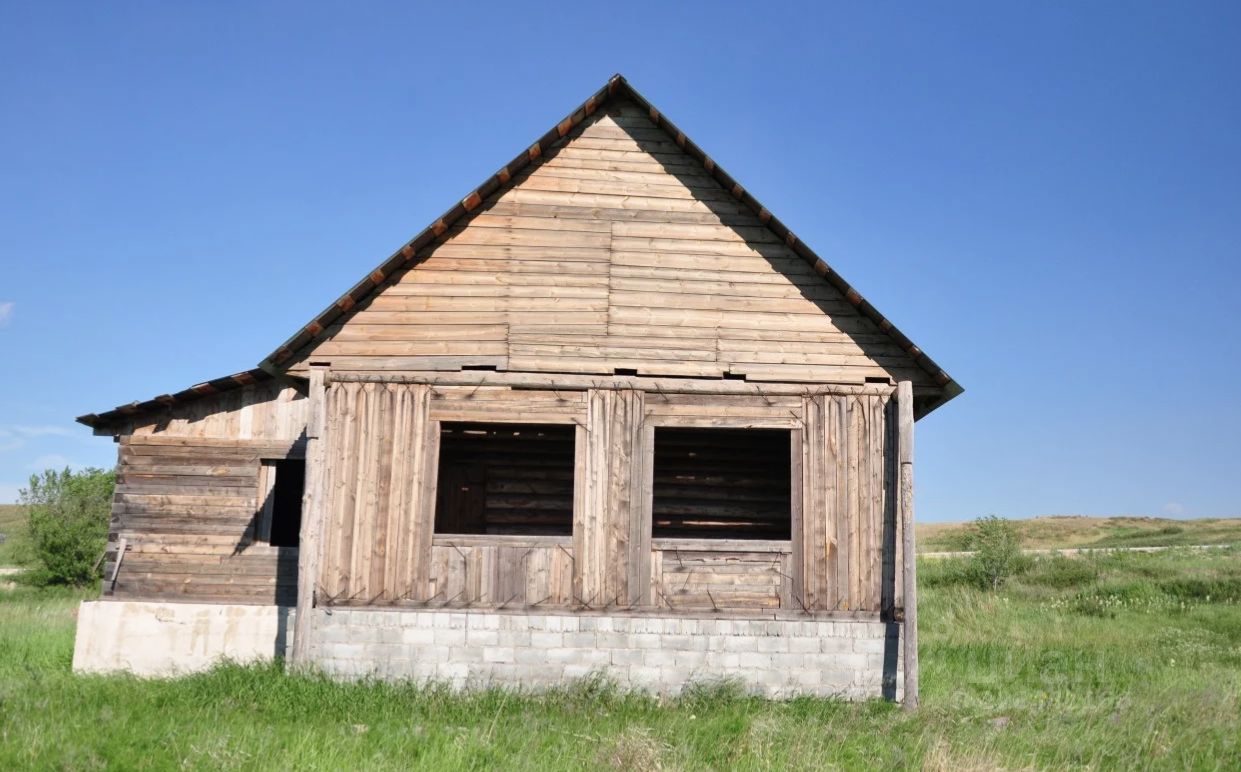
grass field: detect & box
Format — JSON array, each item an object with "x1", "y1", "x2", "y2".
[
  {"x1": 2, "y1": 547, "x2": 1239, "y2": 769},
  {"x1": 917, "y1": 515, "x2": 1241, "y2": 553}
]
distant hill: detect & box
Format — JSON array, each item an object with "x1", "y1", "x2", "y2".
[{"x1": 918, "y1": 515, "x2": 1241, "y2": 553}]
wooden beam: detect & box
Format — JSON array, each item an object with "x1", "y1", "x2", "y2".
[
  {"x1": 897, "y1": 380, "x2": 919, "y2": 710},
  {"x1": 291, "y1": 364, "x2": 329, "y2": 668},
  {"x1": 327, "y1": 370, "x2": 901, "y2": 398},
  {"x1": 108, "y1": 537, "x2": 128, "y2": 591}
]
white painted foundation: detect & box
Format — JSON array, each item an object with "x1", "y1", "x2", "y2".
[{"x1": 72, "y1": 600, "x2": 292, "y2": 676}]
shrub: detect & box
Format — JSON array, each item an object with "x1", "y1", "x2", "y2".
[
  {"x1": 967, "y1": 515, "x2": 1025, "y2": 591},
  {"x1": 20, "y1": 467, "x2": 115, "y2": 586}
]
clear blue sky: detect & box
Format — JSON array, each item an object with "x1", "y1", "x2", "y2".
[{"x1": 1, "y1": 2, "x2": 1238, "y2": 521}]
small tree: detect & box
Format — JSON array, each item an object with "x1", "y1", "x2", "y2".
[
  {"x1": 968, "y1": 515, "x2": 1024, "y2": 591},
  {"x1": 20, "y1": 467, "x2": 115, "y2": 585}
]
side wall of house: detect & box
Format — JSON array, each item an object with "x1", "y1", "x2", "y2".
[
  {"x1": 103, "y1": 382, "x2": 309, "y2": 604},
  {"x1": 99, "y1": 378, "x2": 900, "y2": 615},
  {"x1": 314, "y1": 381, "x2": 900, "y2": 616}
]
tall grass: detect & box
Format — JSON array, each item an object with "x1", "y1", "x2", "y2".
[
  {"x1": 1, "y1": 548, "x2": 1239, "y2": 769},
  {"x1": 919, "y1": 515, "x2": 1241, "y2": 552}
]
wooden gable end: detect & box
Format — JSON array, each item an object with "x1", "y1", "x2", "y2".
[{"x1": 291, "y1": 97, "x2": 934, "y2": 387}]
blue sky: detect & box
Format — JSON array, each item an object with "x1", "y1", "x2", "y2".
[{"x1": 1, "y1": 2, "x2": 1238, "y2": 521}]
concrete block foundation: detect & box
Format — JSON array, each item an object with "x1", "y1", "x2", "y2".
[{"x1": 73, "y1": 601, "x2": 902, "y2": 699}]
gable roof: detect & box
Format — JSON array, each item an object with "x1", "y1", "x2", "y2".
[
  {"x1": 259, "y1": 74, "x2": 961, "y2": 413},
  {"x1": 80, "y1": 74, "x2": 961, "y2": 430}
]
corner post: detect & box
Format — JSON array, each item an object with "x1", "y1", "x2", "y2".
[
  {"x1": 291, "y1": 364, "x2": 329, "y2": 669},
  {"x1": 897, "y1": 381, "x2": 919, "y2": 710}
]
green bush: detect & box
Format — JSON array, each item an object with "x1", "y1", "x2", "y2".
[
  {"x1": 967, "y1": 515, "x2": 1025, "y2": 591},
  {"x1": 20, "y1": 467, "x2": 115, "y2": 586}
]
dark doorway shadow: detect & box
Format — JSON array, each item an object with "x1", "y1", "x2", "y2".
[{"x1": 882, "y1": 621, "x2": 901, "y2": 702}]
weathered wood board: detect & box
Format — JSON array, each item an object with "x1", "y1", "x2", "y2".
[
  {"x1": 424, "y1": 538, "x2": 575, "y2": 608},
  {"x1": 317, "y1": 382, "x2": 436, "y2": 604},
  {"x1": 112, "y1": 381, "x2": 308, "y2": 440},
  {"x1": 800, "y1": 393, "x2": 900, "y2": 613},
  {"x1": 105, "y1": 383, "x2": 902, "y2": 617},
  {"x1": 651, "y1": 544, "x2": 793, "y2": 612},
  {"x1": 288, "y1": 97, "x2": 933, "y2": 388},
  {"x1": 106, "y1": 435, "x2": 304, "y2": 604}
]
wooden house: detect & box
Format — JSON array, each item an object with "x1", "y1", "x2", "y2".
[{"x1": 72, "y1": 75, "x2": 960, "y2": 701}]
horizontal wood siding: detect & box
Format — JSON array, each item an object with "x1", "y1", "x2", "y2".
[
  {"x1": 651, "y1": 546, "x2": 792, "y2": 612},
  {"x1": 118, "y1": 381, "x2": 308, "y2": 440},
  {"x1": 107, "y1": 435, "x2": 303, "y2": 604},
  {"x1": 292, "y1": 97, "x2": 932, "y2": 388}
]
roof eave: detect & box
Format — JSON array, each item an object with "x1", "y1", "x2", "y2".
[
  {"x1": 76, "y1": 368, "x2": 278, "y2": 434},
  {"x1": 915, "y1": 380, "x2": 964, "y2": 420}
]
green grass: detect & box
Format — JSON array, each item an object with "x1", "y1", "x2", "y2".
[
  {"x1": 2, "y1": 549, "x2": 1240, "y2": 769},
  {"x1": 918, "y1": 515, "x2": 1241, "y2": 553}
]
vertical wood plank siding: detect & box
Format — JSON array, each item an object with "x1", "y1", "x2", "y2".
[
  {"x1": 312, "y1": 386, "x2": 900, "y2": 616},
  {"x1": 318, "y1": 382, "x2": 435, "y2": 604},
  {"x1": 427, "y1": 540, "x2": 575, "y2": 607},
  {"x1": 573, "y1": 388, "x2": 646, "y2": 607},
  {"x1": 800, "y1": 393, "x2": 900, "y2": 612}
]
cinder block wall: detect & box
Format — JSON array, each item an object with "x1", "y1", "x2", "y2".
[
  {"x1": 311, "y1": 608, "x2": 902, "y2": 699},
  {"x1": 74, "y1": 601, "x2": 902, "y2": 699}
]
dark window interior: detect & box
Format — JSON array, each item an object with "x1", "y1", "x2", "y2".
[
  {"x1": 434, "y1": 422, "x2": 576, "y2": 536},
  {"x1": 268, "y1": 459, "x2": 305, "y2": 547},
  {"x1": 652, "y1": 427, "x2": 792, "y2": 540}
]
